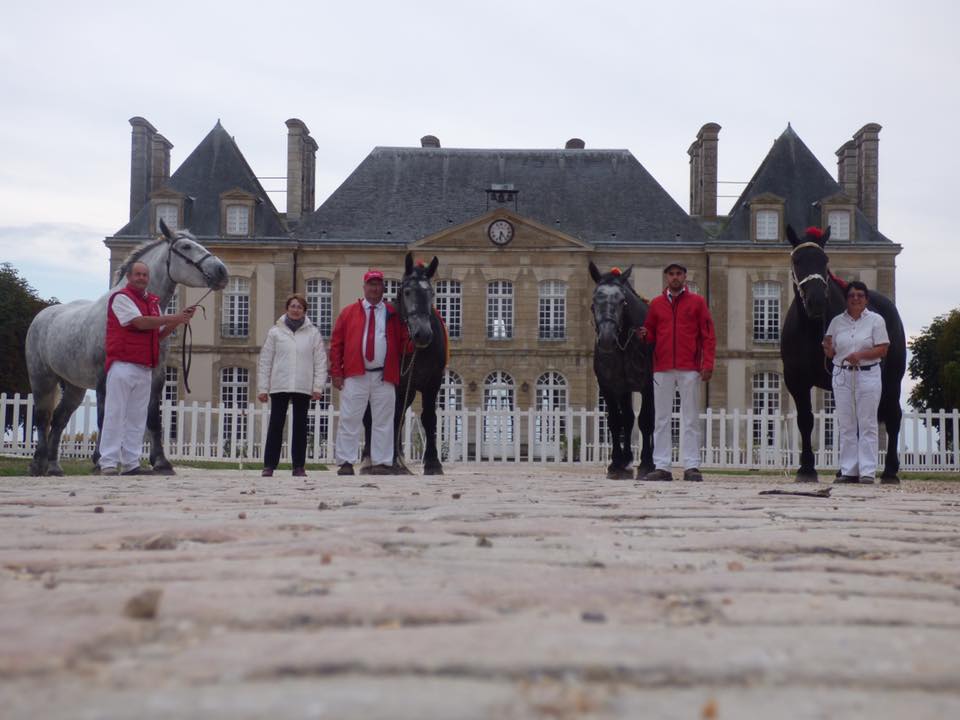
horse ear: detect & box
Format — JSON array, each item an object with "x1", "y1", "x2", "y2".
[
  {"x1": 404, "y1": 252, "x2": 414, "y2": 275},
  {"x1": 620, "y1": 264, "x2": 633, "y2": 282},
  {"x1": 159, "y1": 218, "x2": 174, "y2": 241},
  {"x1": 786, "y1": 225, "x2": 800, "y2": 247},
  {"x1": 588, "y1": 261, "x2": 602, "y2": 284},
  {"x1": 821, "y1": 226, "x2": 831, "y2": 245},
  {"x1": 426, "y1": 256, "x2": 439, "y2": 279}
]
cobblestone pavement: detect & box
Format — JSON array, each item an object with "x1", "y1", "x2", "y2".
[{"x1": 2, "y1": 464, "x2": 959, "y2": 719}]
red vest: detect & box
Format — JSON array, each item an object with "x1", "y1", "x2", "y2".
[{"x1": 105, "y1": 284, "x2": 161, "y2": 372}]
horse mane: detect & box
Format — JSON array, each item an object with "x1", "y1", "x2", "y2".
[{"x1": 114, "y1": 236, "x2": 168, "y2": 284}]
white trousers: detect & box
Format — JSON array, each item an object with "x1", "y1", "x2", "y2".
[
  {"x1": 100, "y1": 361, "x2": 152, "y2": 472},
  {"x1": 653, "y1": 370, "x2": 701, "y2": 470},
  {"x1": 832, "y1": 366, "x2": 882, "y2": 478},
  {"x1": 335, "y1": 372, "x2": 396, "y2": 466}
]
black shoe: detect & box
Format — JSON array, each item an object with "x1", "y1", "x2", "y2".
[
  {"x1": 834, "y1": 475, "x2": 860, "y2": 484},
  {"x1": 683, "y1": 468, "x2": 704, "y2": 482},
  {"x1": 368, "y1": 464, "x2": 395, "y2": 476},
  {"x1": 337, "y1": 463, "x2": 355, "y2": 476},
  {"x1": 642, "y1": 469, "x2": 674, "y2": 482},
  {"x1": 292, "y1": 467, "x2": 307, "y2": 477},
  {"x1": 261, "y1": 468, "x2": 274, "y2": 477},
  {"x1": 121, "y1": 466, "x2": 153, "y2": 476}
]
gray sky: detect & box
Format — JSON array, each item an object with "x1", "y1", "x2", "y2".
[{"x1": 2, "y1": 0, "x2": 958, "y2": 350}]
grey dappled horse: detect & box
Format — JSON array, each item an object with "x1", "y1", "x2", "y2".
[{"x1": 25, "y1": 220, "x2": 228, "y2": 476}]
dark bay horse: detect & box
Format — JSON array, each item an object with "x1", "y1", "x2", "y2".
[
  {"x1": 781, "y1": 225, "x2": 906, "y2": 483},
  {"x1": 362, "y1": 252, "x2": 448, "y2": 474},
  {"x1": 589, "y1": 262, "x2": 655, "y2": 479},
  {"x1": 25, "y1": 221, "x2": 228, "y2": 475}
]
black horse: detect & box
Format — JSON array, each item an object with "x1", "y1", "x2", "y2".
[
  {"x1": 589, "y1": 262, "x2": 655, "y2": 480},
  {"x1": 781, "y1": 225, "x2": 906, "y2": 483},
  {"x1": 362, "y1": 252, "x2": 448, "y2": 474}
]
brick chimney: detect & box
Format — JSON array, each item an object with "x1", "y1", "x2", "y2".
[
  {"x1": 835, "y1": 139, "x2": 858, "y2": 200},
  {"x1": 688, "y1": 123, "x2": 721, "y2": 219},
  {"x1": 285, "y1": 118, "x2": 316, "y2": 224},
  {"x1": 421, "y1": 135, "x2": 440, "y2": 148},
  {"x1": 854, "y1": 123, "x2": 881, "y2": 228},
  {"x1": 129, "y1": 116, "x2": 157, "y2": 221},
  {"x1": 150, "y1": 133, "x2": 173, "y2": 193}
]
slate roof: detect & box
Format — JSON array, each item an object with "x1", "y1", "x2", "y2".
[
  {"x1": 113, "y1": 122, "x2": 288, "y2": 240},
  {"x1": 294, "y1": 147, "x2": 709, "y2": 246},
  {"x1": 717, "y1": 125, "x2": 892, "y2": 244}
]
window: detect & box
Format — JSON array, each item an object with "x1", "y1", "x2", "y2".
[
  {"x1": 535, "y1": 372, "x2": 568, "y2": 443},
  {"x1": 225, "y1": 205, "x2": 249, "y2": 235},
  {"x1": 538, "y1": 281, "x2": 566, "y2": 340},
  {"x1": 822, "y1": 389, "x2": 835, "y2": 450},
  {"x1": 222, "y1": 277, "x2": 250, "y2": 338},
  {"x1": 670, "y1": 389, "x2": 682, "y2": 449},
  {"x1": 383, "y1": 279, "x2": 401, "y2": 303},
  {"x1": 156, "y1": 203, "x2": 178, "y2": 232},
  {"x1": 306, "y1": 380, "x2": 333, "y2": 457},
  {"x1": 756, "y1": 210, "x2": 779, "y2": 241},
  {"x1": 827, "y1": 210, "x2": 851, "y2": 241},
  {"x1": 597, "y1": 392, "x2": 609, "y2": 444},
  {"x1": 686, "y1": 282, "x2": 700, "y2": 295},
  {"x1": 752, "y1": 281, "x2": 781, "y2": 343},
  {"x1": 164, "y1": 291, "x2": 179, "y2": 338},
  {"x1": 305, "y1": 278, "x2": 333, "y2": 337},
  {"x1": 435, "y1": 280, "x2": 462, "y2": 340},
  {"x1": 486, "y1": 281, "x2": 513, "y2": 339},
  {"x1": 483, "y1": 371, "x2": 515, "y2": 442},
  {"x1": 163, "y1": 366, "x2": 179, "y2": 439},
  {"x1": 438, "y1": 369, "x2": 464, "y2": 442},
  {"x1": 220, "y1": 367, "x2": 249, "y2": 451},
  {"x1": 752, "y1": 372, "x2": 781, "y2": 446}
]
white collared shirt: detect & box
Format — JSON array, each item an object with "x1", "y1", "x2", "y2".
[
  {"x1": 361, "y1": 299, "x2": 388, "y2": 369},
  {"x1": 825, "y1": 308, "x2": 889, "y2": 368}
]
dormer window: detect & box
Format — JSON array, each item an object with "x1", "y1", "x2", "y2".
[
  {"x1": 155, "y1": 202, "x2": 179, "y2": 231},
  {"x1": 819, "y1": 193, "x2": 856, "y2": 242},
  {"x1": 219, "y1": 188, "x2": 255, "y2": 238},
  {"x1": 226, "y1": 204, "x2": 249, "y2": 235},
  {"x1": 748, "y1": 193, "x2": 785, "y2": 243},
  {"x1": 827, "y1": 209, "x2": 851, "y2": 241},
  {"x1": 756, "y1": 210, "x2": 779, "y2": 241}
]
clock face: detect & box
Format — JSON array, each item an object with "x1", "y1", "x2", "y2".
[{"x1": 488, "y1": 219, "x2": 515, "y2": 246}]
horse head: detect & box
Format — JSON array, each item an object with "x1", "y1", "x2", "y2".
[
  {"x1": 159, "y1": 219, "x2": 229, "y2": 291},
  {"x1": 400, "y1": 252, "x2": 439, "y2": 348},
  {"x1": 589, "y1": 261, "x2": 634, "y2": 352},
  {"x1": 787, "y1": 225, "x2": 832, "y2": 319}
]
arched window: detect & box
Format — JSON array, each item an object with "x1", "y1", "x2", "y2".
[
  {"x1": 435, "y1": 280, "x2": 462, "y2": 339},
  {"x1": 305, "y1": 278, "x2": 333, "y2": 337},
  {"x1": 219, "y1": 367, "x2": 249, "y2": 453},
  {"x1": 538, "y1": 281, "x2": 566, "y2": 340},
  {"x1": 535, "y1": 371, "x2": 567, "y2": 443},
  {"x1": 486, "y1": 281, "x2": 513, "y2": 339},
  {"x1": 483, "y1": 371, "x2": 514, "y2": 442},
  {"x1": 439, "y1": 369, "x2": 464, "y2": 443},
  {"x1": 222, "y1": 277, "x2": 250, "y2": 338},
  {"x1": 753, "y1": 281, "x2": 781, "y2": 343}
]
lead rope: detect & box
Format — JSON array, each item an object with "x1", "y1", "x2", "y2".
[
  {"x1": 395, "y1": 346, "x2": 417, "y2": 466},
  {"x1": 180, "y1": 288, "x2": 214, "y2": 394}
]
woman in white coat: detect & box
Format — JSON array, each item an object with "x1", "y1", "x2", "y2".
[{"x1": 257, "y1": 293, "x2": 328, "y2": 477}]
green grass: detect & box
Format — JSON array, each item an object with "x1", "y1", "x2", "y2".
[{"x1": 0, "y1": 456, "x2": 326, "y2": 476}]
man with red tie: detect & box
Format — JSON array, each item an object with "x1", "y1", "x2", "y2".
[{"x1": 329, "y1": 269, "x2": 405, "y2": 475}]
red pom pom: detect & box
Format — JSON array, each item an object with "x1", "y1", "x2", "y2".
[
  {"x1": 416, "y1": 260, "x2": 425, "y2": 268},
  {"x1": 610, "y1": 267, "x2": 621, "y2": 276},
  {"x1": 805, "y1": 227, "x2": 823, "y2": 239}
]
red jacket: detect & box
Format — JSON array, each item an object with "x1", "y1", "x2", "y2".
[
  {"x1": 105, "y1": 284, "x2": 161, "y2": 372},
  {"x1": 329, "y1": 300, "x2": 406, "y2": 385},
  {"x1": 641, "y1": 288, "x2": 716, "y2": 373}
]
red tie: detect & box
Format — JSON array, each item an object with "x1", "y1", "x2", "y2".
[{"x1": 365, "y1": 305, "x2": 376, "y2": 362}]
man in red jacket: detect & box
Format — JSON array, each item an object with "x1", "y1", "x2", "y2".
[
  {"x1": 329, "y1": 270, "x2": 404, "y2": 476},
  {"x1": 637, "y1": 262, "x2": 716, "y2": 481},
  {"x1": 100, "y1": 261, "x2": 194, "y2": 475}
]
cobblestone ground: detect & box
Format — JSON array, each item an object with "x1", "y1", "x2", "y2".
[{"x1": 1, "y1": 464, "x2": 960, "y2": 719}]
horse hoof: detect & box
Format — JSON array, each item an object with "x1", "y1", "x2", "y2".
[
  {"x1": 794, "y1": 472, "x2": 818, "y2": 483},
  {"x1": 606, "y1": 468, "x2": 632, "y2": 480},
  {"x1": 393, "y1": 463, "x2": 414, "y2": 476},
  {"x1": 635, "y1": 465, "x2": 654, "y2": 480},
  {"x1": 152, "y1": 465, "x2": 177, "y2": 476},
  {"x1": 880, "y1": 475, "x2": 901, "y2": 485},
  {"x1": 29, "y1": 464, "x2": 46, "y2": 477},
  {"x1": 47, "y1": 465, "x2": 65, "y2": 477},
  {"x1": 423, "y1": 464, "x2": 444, "y2": 476}
]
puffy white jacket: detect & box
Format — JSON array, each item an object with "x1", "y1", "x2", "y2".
[{"x1": 257, "y1": 315, "x2": 328, "y2": 396}]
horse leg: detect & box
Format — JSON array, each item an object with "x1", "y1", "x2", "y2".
[
  {"x1": 358, "y1": 404, "x2": 374, "y2": 474},
  {"x1": 147, "y1": 369, "x2": 175, "y2": 475},
  {"x1": 45, "y1": 382, "x2": 86, "y2": 476},
  {"x1": 620, "y1": 392, "x2": 635, "y2": 472},
  {"x1": 29, "y1": 381, "x2": 58, "y2": 477},
  {"x1": 787, "y1": 380, "x2": 818, "y2": 482},
  {"x1": 92, "y1": 376, "x2": 105, "y2": 468},
  {"x1": 605, "y1": 396, "x2": 622, "y2": 477},
  {"x1": 636, "y1": 380, "x2": 655, "y2": 479},
  {"x1": 389, "y1": 389, "x2": 414, "y2": 476},
  {"x1": 420, "y1": 386, "x2": 443, "y2": 475},
  {"x1": 880, "y1": 398, "x2": 902, "y2": 484}
]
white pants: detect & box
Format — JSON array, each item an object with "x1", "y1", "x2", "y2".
[
  {"x1": 335, "y1": 371, "x2": 396, "y2": 466},
  {"x1": 100, "y1": 361, "x2": 152, "y2": 472},
  {"x1": 832, "y1": 366, "x2": 882, "y2": 478},
  {"x1": 653, "y1": 370, "x2": 701, "y2": 470}
]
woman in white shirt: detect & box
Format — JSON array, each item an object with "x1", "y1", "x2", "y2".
[
  {"x1": 256, "y1": 294, "x2": 328, "y2": 477},
  {"x1": 822, "y1": 281, "x2": 890, "y2": 484}
]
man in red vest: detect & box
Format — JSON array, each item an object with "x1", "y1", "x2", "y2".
[
  {"x1": 329, "y1": 269, "x2": 404, "y2": 476},
  {"x1": 637, "y1": 262, "x2": 716, "y2": 482},
  {"x1": 100, "y1": 261, "x2": 194, "y2": 475}
]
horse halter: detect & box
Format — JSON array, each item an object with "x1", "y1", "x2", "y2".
[
  {"x1": 592, "y1": 285, "x2": 633, "y2": 351},
  {"x1": 166, "y1": 235, "x2": 216, "y2": 285},
  {"x1": 398, "y1": 274, "x2": 434, "y2": 345},
  {"x1": 790, "y1": 241, "x2": 829, "y2": 301}
]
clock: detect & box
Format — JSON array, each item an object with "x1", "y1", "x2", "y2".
[{"x1": 488, "y1": 219, "x2": 515, "y2": 246}]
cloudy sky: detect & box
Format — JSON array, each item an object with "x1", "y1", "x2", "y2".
[{"x1": 2, "y1": 0, "x2": 957, "y2": 350}]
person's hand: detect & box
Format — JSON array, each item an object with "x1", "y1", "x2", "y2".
[
  {"x1": 844, "y1": 352, "x2": 861, "y2": 365},
  {"x1": 332, "y1": 376, "x2": 344, "y2": 391},
  {"x1": 257, "y1": 393, "x2": 268, "y2": 402},
  {"x1": 636, "y1": 327, "x2": 648, "y2": 339},
  {"x1": 311, "y1": 391, "x2": 323, "y2": 400},
  {"x1": 701, "y1": 369, "x2": 713, "y2": 382},
  {"x1": 180, "y1": 306, "x2": 197, "y2": 325}
]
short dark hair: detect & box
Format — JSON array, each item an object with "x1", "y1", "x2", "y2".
[
  {"x1": 285, "y1": 293, "x2": 308, "y2": 311},
  {"x1": 844, "y1": 280, "x2": 869, "y2": 299}
]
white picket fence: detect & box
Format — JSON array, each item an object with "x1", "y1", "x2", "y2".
[{"x1": 2, "y1": 392, "x2": 959, "y2": 471}]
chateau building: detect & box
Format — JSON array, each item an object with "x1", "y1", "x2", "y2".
[{"x1": 105, "y1": 118, "x2": 899, "y2": 442}]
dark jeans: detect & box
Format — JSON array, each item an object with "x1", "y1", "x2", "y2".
[{"x1": 264, "y1": 392, "x2": 311, "y2": 469}]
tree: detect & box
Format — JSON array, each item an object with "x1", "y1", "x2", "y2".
[
  {"x1": 0, "y1": 264, "x2": 57, "y2": 411},
  {"x1": 908, "y1": 308, "x2": 960, "y2": 447}
]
